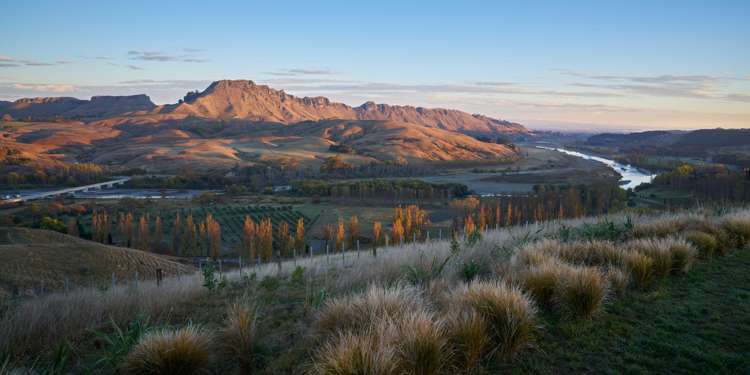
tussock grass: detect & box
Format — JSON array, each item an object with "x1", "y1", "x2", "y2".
[
  {"x1": 512, "y1": 239, "x2": 563, "y2": 267},
  {"x1": 558, "y1": 240, "x2": 622, "y2": 266},
  {"x1": 394, "y1": 310, "x2": 449, "y2": 375},
  {"x1": 665, "y1": 238, "x2": 697, "y2": 273},
  {"x1": 445, "y1": 308, "x2": 490, "y2": 373},
  {"x1": 311, "y1": 324, "x2": 399, "y2": 375},
  {"x1": 222, "y1": 298, "x2": 258, "y2": 372},
  {"x1": 622, "y1": 251, "x2": 654, "y2": 289},
  {"x1": 685, "y1": 231, "x2": 718, "y2": 258},
  {"x1": 720, "y1": 215, "x2": 750, "y2": 249},
  {"x1": 606, "y1": 267, "x2": 630, "y2": 295},
  {"x1": 122, "y1": 325, "x2": 212, "y2": 375},
  {"x1": 455, "y1": 280, "x2": 537, "y2": 360},
  {"x1": 555, "y1": 266, "x2": 607, "y2": 319},
  {"x1": 315, "y1": 284, "x2": 425, "y2": 336},
  {"x1": 626, "y1": 239, "x2": 673, "y2": 277},
  {"x1": 518, "y1": 260, "x2": 569, "y2": 308}
]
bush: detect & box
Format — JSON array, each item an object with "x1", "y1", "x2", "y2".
[
  {"x1": 555, "y1": 266, "x2": 607, "y2": 319},
  {"x1": 513, "y1": 239, "x2": 562, "y2": 267},
  {"x1": 518, "y1": 260, "x2": 568, "y2": 308},
  {"x1": 664, "y1": 238, "x2": 697, "y2": 274},
  {"x1": 223, "y1": 299, "x2": 258, "y2": 372},
  {"x1": 445, "y1": 308, "x2": 490, "y2": 373},
  {"x1": 311, "y1": 325, "x2": 398, "y2": 375},
  {"x1": 455, "y1": 281, "x2": 537, "y2": 360},
  {"x1": 558, "y1": 240, "x2": 622, "y2": 266},
  {"x1": 626, "y1": 239, "x2": 672, "y2": 277},
  {"x1": 316, "y1": 284, "x2": 424, "y2": 336},
  {"x1": 394, "y1": 311, "x2": 449, "y2": 375},
  {"x1": 122, "y1": 325, "x2": 212, "y2": 375},
  {"x1": 685, "y1": 231, "x2": 718, "y2": 258},
  {"x1": 622, "y1": 251, "x2": 653, "y2": 289},
  {"x1": 721, "y1": 216, "x2": 750, "y2": 249},
  {"x1": 605, "y1": 267, "x2": 629, "y2": 295}
]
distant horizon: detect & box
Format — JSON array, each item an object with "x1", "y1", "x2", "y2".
[{"x1": 1, "y1": 1, "x2": 748, "y2": 130}]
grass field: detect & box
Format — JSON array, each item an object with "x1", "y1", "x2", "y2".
[
  {"x1": 517, "y1": 249, "x2": 750, "y2": 374},
  {"x1": 0, "y1": 227, "x2": 193, "y2": 298}
]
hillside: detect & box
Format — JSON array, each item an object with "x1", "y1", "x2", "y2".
[
  {"x1": 584, "y1": 128, "x2": 750, "y2": 158},
  {"x1": 161, "y1": 80, "x2": 526, "y2": 135},
  {"x1": 0, "y1": 95, "x2": 156, "y2": 121},
  {"x1": 0, "y1": 227, "x2": 193, "y2": 298}
]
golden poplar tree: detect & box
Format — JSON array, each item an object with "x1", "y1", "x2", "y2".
[
  {"x1": 372, "y1": 221, "x2": 382, "y2": 252},
  {"x1": 243, "y1": 216, "x2": 257, "y2": 260},
  {"x1": 153, "y1": 215, "x2": 162, "y2": 252},
  {"x1": 259, "y1": 218, "x2": 273, "y2": 261},
  {"x1": 336, "y1": 218, "x2": 346, "y2": 252},
  {"x1": 348, "y1": 216, "x2": 359, "y2": 248},
  {"x1": 278, "y1": 221, "x2": 291, "y2": 257},
  {"x1": 206, "y1": 213, "x2": 221, "y2": 259},
  {"x1": 294, "y1": 217, "x2": 305, "y2": 253},
  {"x1": 137, "y1": 214, "x2": 150, "y2": 251},
  {"x1": 172, "y1": 213, "x2": 182, "y2": 255},
  {"x1": 464, "y1": 215, "x2": 476, "y2": 237}
]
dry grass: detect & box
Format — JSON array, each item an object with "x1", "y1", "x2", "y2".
[
  {"x1": 605, "y1": 267, "x2": 630, "y2": 295},
  {"x1": 685, "y1": 230, "x2": 718, "y2": 258},
  {"x1": 222, "y1": 298, "x2": 258, "y2": 372},
  {"x1": 0, "y1": 274, "x2": 205, "y2": 358},
  {"x1": 720, "y1": 214, "x2": 750, "y2": 249},
  {"x1": 518, "y1": 260, "x2": 569, "y2": 308},
  {"x1": 559, "y1": 240, "x2": 623, "y2": 266},
  {"x1": 665, "y1": 238, "x2": 697, "y2": 274},
  {"x1": 122, "y1": 325, "x2": 213, "y2": 375},
  {"x1": 455, "y1": 280, "x2": 537, "y2": 360},
  {"x1": 310, "y1": 324, "x2": 399, "y2": 375},
  {"x1": 315, "y1": 283, "x2": 425, "y2": 336},
  {"x1": 445, "y1": 308, "x2": 490, "y2": 373},
  {"x1": 622, "y1": 251, "x2": 654, "y2": 289},
  {"x1": 555, "y1": 266, "x2": 607, "y2": 319},
  {"x1": 394, "y1": 310, "x2": 449, "y2": 375},
  {"x1": 626, "y1": 239, "x2": 673, "y2": 278}
]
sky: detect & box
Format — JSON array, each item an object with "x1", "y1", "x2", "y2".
[{"x1": 1, "y1": 0, "x2": 748, "y2": 131}]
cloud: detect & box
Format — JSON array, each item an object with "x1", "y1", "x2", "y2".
[
  {"x1": 557, "y1": 69, "x2": 750, "y2": 102},
  {"x1": 127, "y1": 50, "x2": 209, "y2": 63},
  {"x1": 264, "y1": 68, "x2": 336, "y2": 77},
  {"x1": 0, "y1": 54, "x2": 72, "y2": 68},
  {"x1": 12, "y1": 83, "x2": 77, "y2": 93},
  {"x1": 182, "y1": 48, "x2": 204, "y2": 53},
  {"x1": 126, "y1": 64, "x2": 144, "y2": 70}
]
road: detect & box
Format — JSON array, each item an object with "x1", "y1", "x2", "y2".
[{"x1": 2, "y1": 177, "x2": 131, "y2": 203}]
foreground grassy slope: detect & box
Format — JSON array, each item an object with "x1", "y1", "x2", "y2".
[
  {"x1": 520, "y1": 249, "x2": 750, "y2": 374},
  {"x1": 0, "y1": 227, "x2": 194, "y2": 297}
]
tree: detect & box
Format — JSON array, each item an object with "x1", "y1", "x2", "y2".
[
  {"x1": 323, "y1": 224, "x2": 335, "y2": 251},
  {"x1": 372, "y1": 221, "x2": 382, "y2": 256},
  {"x1": 243, "y1": 216, "x2": 257, "y2": 260},
  {"x1": 320, "y1": 155, "x2": 351, "y2": 173},
  {"x1": 348, "y1": 216, "x2": 360, "y2": 248},
  {"x1": 258, "y1": 218, "x2": 273, "y2": 261},
  {"x1": 172, "y1": 213, "x2": 182, "y2": 255},
  {"x1": 153, "y1": 215, "x2": 163, "y2": 252},
  {"x1": 120, "y1": 212, "x2": 134, "y2": 248},
  {"x1": 295, "y1": 217, "x2": 305, "y2": 253},
  {"x1": 206, "y1": 213, "x2": 221, "y2": 259},
  {"x1": 391, "y1": 215, "x2": 404, "y2": 245},
  {"x1": 464, "y1": 215, "x2": 476, "y2": 237},
  {"x1": 336, "y1": 218, "x2": 346, "y2": 252},
  {"x1": 278, "y1": 221, "x2": 291, "y2": 257},
  {"x1": 67, "y1": 217, "x2": 79, "y2": 237},
  {"x1": 183, "y1": 214, "x2": 197, "y2": 256},
  {"x1": 137, "y1": 214, "x2": 150, "y2": 251}
]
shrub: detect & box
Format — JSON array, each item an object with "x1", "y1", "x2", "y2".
[
  {"x1": 513, "y1": 239, "x2": 562, "y2": 267},
  {"x1": 518, "y1": 260, "x2": 568, "y2": 308},
  {"x1": 455, "y1": 281, "x2": 537, "y2": 360},
  {"x1": 394, "y1": 311, "x2": 449, "y2": 375},
  {"x1": 223, "y1": 299, "x2": 258, "y2": 372},
  {"x1": 665, "y1": 238, "x2": 697, "y2": 274},
  {"x1": 605, "y1": 267, "x2": 629, "y2": 295},
  {"x1": 627, "y1": 239, "x2": 672, "y2": 277},
  {"x1": 445, "y1": 308, "x2": 490, "y2": 373},
  {"x1": 685, "y1": 231, "x2": 718, "y2": 258},
  {"x1": 316, "y1": 284, "x2": 424, "y2": 336},
  {"x1": 311, "y1": 325, "x2": 398, "y2": 375},
  {"x1": 721, "y1": 216, "x2": 750, "y2": 249},
  {"x1": 555, "y1": 266, "x2": 607, "y2": 319},
  {"x1": 558, "y1": 240, "x2": 622, "y2": 266},
  {"x1": 622, "y1": 251, "x2": 653, "y2": 289},
  {"x1": 122, "y1": 325, "x2": 212, "y2": 375}
]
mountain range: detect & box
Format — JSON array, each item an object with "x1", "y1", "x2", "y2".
[{"x1": 0, "y1": 80, "x2": 528, "y2": 173}]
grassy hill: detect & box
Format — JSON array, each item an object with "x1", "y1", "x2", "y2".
[
  {"x1": 0, "y1": 227, "x2": 194, "y2": 298},
  {"x1": 2, "y1": 208, "x2": 750, "y2": 373}
]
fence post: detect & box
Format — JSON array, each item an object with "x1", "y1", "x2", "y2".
[
  {"x1": 426, "y1": 231, "x2": 430, "y2": 242},
  {"x1": 439, "y1": 229, "x2": 442, "y2": 241},
  {"x1": 385, "y1": 234, "x2": 389, "y2": 248},
  {"x1": 293, "y1": 249, "x2": 297, "y2": 267},
  {"x1": 111, "y1": 272, "x2": 116, "y2": 290},
  {"x1": 326, "y1": 245, "x2": 330, "y2": 263},
  {"x1": 64, "y1": 277, "x2": 70, "y2": 294},
  {"x1": 356, "y1": 240, "x2": 360, "y2": 259},
  {"x1": 239, "y1": 256, "x2": 243, "y2": 274},
  {"x1": 218, "y1": 259, "x2": 223, "y2": 276},
  {"x1": 134, "y1": 271, "x2": 139, "y2": 289},
  {"x1": 156, "y1": 268, "x2": 163, "y2": 287}
]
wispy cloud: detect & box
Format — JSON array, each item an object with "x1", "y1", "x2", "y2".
[
  {"x1": 12, "y1": 83, "x2": 77, "y2": 93},
  {"x1": 264, "y1": 68, "x2": 336, "y2": 77},
  {"x1": 557, "y1": 69, "x2": 750, "y2": 102},
  {"x1": 125, "y1": 64, "x2": 144, "y2": 70},
  {"x1": 0, "y1": 54, "x2": 71, "y2": 68},
  {"x1": 127, "y1": 49, "x2": 209, "y2": 63}
]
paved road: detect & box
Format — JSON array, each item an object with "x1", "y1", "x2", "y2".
[{"x1": 3, "y1": 177, "x2": 131, "y2": 202}]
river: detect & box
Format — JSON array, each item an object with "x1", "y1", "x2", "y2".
[{"x1": 537, "y1": 146, "x2": 657, "y2": 189}]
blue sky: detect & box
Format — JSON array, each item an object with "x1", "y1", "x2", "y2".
[{"x1": 1, "y1": 0, "x2": 748, "y2": 130}]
